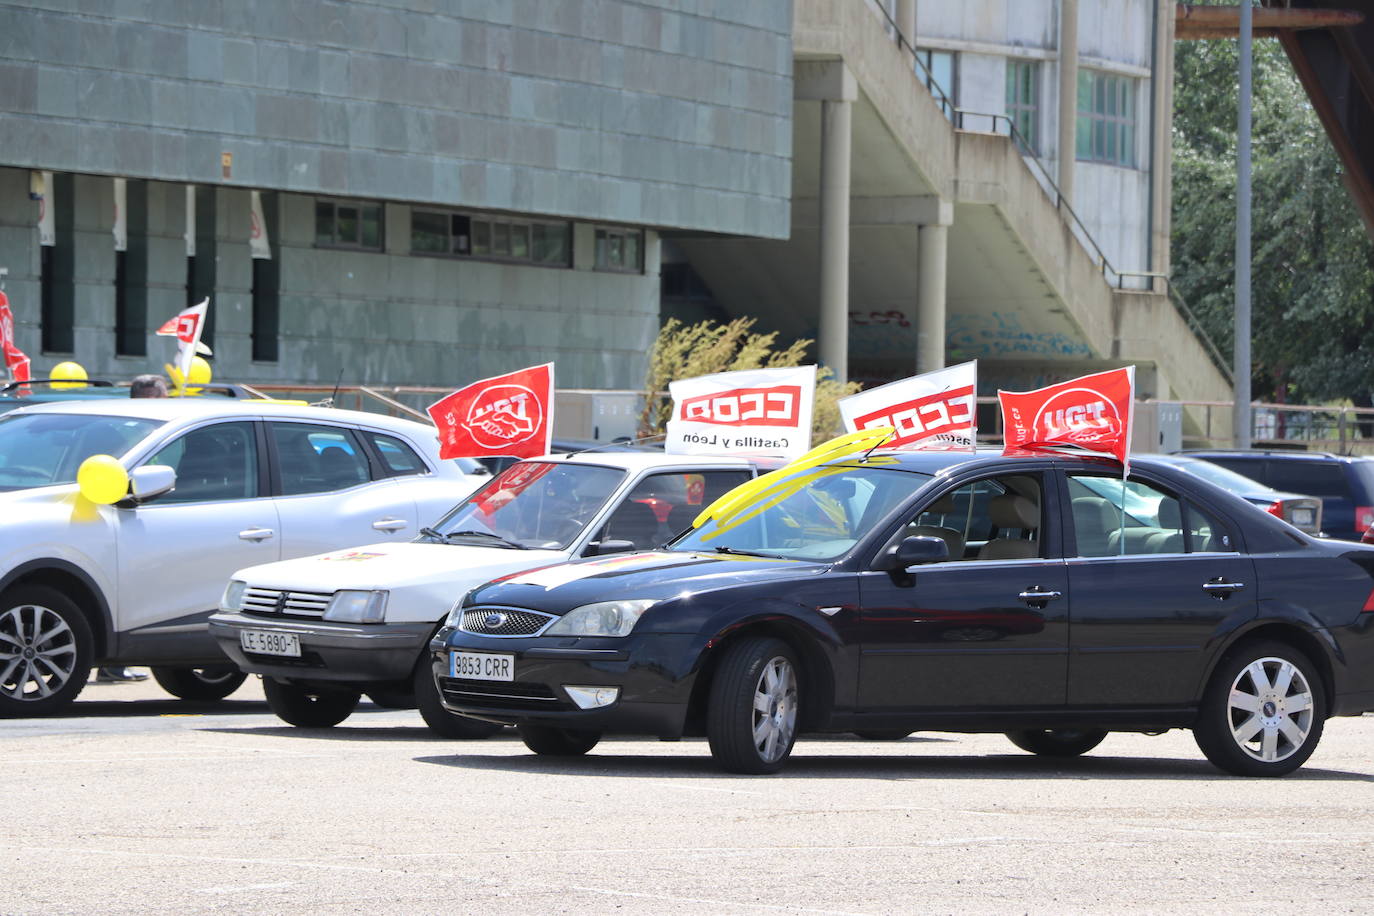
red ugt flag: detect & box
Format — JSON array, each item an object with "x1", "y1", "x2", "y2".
[
  {"x1": 0, "y1": 292, "x2": 31, "y2": 385},
  {"x1": 999, "y1": 366, "x2": 1135, "y2": 471},
  {"x1": 427, "y1": 363, "x2": 554, "y2": 461}
]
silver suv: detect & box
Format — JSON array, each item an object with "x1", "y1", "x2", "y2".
[{"x1": 0, "y1": 398, "x2": 486, "y2": 716}]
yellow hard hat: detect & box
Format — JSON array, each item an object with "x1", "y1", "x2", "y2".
[
  {"x1": 50, "y1": 361, "x2": 88, "y2": 389},
  {"x1": 166, "y1": 356, "x2": 212, "y2": 395}
]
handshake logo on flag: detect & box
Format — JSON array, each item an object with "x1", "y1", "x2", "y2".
[{"x1": 464, "y1": 385, "x2": 540, "y2": 447}]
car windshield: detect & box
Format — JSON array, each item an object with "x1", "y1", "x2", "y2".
[
  {"x1": 671, "y1": 461, "x2": 933, "y2": 562},
  {"x1": 0, "y1": 412, "x2": 164, "y2": 491},
  {"x1": 426, "y1": 461, "x2": 626, "y2": 550},
  {"x1": 1168, "y1": 457, "x2": 1279, "y2": 496}
]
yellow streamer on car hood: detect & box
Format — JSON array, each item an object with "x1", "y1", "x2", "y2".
[{"x1": 691, "y1": 426, "x2": 896, "y2": 529}]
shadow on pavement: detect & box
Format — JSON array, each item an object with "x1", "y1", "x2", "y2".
[
  {"x1": 49, "y1": 697, "x2": 270, "y2": 718},
  {"x1": 414, "y1": 747, "x2": 1374, "y2": 782}
]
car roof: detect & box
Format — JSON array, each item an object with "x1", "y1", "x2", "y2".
[
  {"x1": 4, "y1": 396, "x2": 440, "y2": 437},
  {"x1": 1178, "y1": 449, "x2": 1368, "y2": 464},
  {"x1": 535, "y1": 450, "x2": 779, "y2": 472}
]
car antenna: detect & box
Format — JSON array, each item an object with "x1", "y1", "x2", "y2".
[
  {"x1": 326, "y1": 369, "x2": 344, "y2": 408},
  {"x1": 563, "y1": 433, "x2": 667, "y2": 457},
  {"x1": 859, "y1": 428, "x2": 897, "y2": 462}
]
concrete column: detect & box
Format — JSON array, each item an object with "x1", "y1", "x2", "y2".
[
  {"x1": 818, "y1": 96, "x2": 853, "y2": 383},
  {"x1": 896, "y1": 0, "x2": 917, "y2": 46},
  {"x1": 916, "y1": 222, "x2": 948, "y2": 373},
  {"x1": 1057, "y1": 0, "x2": 1079, "y2": 205}
]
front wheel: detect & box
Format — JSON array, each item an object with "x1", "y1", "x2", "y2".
[
  {"x1": 151, "y1": 665, "x2": 248, "y2": 701},
  {"x1": 414, "y1": 660, "x2": 501, "y2": 738},
  {"x1": 0, "y1": 585, "x2": 94, "y2": 717},
  {"x1": 1194, "y1": 640, "x2": 1326, "y2": 777},
  {"x1": 1006, "y1": 728, "x2": 1107, "y2": 757},
  {"x1": 707, "y1": 636, "x2": 800, "y2": 774},
  {"x1": 518, "y1": 724, "x2": 601, "y2": 756},
  {"x1": 262, "y1": 678, "x2": 360, "y2": 728}
]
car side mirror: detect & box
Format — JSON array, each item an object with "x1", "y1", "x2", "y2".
[
  {"x1": 118, "y1": 465, "x2": 176, "y2": 507},
  {"x1": 588, "y1": 538, "x2": 637, "y2": 557},
  {"x1": 883, "y1": 535, "x2": 949, "y2": 570}
]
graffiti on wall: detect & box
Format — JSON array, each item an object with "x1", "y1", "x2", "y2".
[{"x1": 946, "y1": 311, "x2": 1093, "y2": 362}]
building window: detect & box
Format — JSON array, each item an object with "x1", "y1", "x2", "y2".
[
  {"x1": 594, "y1": 227, "x2": 643, "y2": 274},
  {"x1": 411, "y1": 209, "x2": 572, "y2": 267},
  {"x1": 1006, "y1": 59, "x2": 1040, "y2": 155},
  {"x1": 41, "y1": 173, "x2": 75, "y2": 354},
  {"x1": 315, "y1": 199, "x2": 383, "y2": 250},
  {"x1": 915, "y1": 48, "x2": 957, "y2": 119},
  {"x1": 1076, "y1": 70, "x2": 1137, "y2": 167}
]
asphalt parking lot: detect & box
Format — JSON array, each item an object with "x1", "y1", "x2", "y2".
[{"x1": 4, "y1": 676, "x2": 1373, "y2": 915}]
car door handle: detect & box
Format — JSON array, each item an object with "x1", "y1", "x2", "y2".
[
  {"x1": 238, "y1": 527, "x2": 275, "y2": 542},
  {"x1": 1018, "y1": 588, "x2": 1062, "y2": 606},
  {"x1": 372, "y1": 517, "x2": 408, "y2": 532},
  {"x1": 1203, "y1": 579, "x2": 1245, "y2": 598}
]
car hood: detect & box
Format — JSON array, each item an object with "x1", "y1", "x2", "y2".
[
  {"x1": 233, "y1": 541, "x2": 568, "y2": 593},
  {"x1": 468, "y1": 550, "x2": 828, "y2": 615}
]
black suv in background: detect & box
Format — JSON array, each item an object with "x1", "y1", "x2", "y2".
[{"x1": 1179, "y1": 450, "x2": 1374, "y2": 541}]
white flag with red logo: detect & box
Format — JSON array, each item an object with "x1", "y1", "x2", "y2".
[
  {"x1": 999, "y1": 366, "x2": 1135, "y2": 471},
  {"x1": 0, "y1": 291, "x2": 32, "y2": 386},
  {"x1": 665, "y1": 365, "x2": 816, "y2": 459},
  {"x1": 427, "y1": 363, "x2": 554, "y2": 461},
  {"x1": 156, "y1": 298, "x2": 209, "y2": 385},
  {"x1": 838, "y1": 361, "x2": 977, "y2": 451}
]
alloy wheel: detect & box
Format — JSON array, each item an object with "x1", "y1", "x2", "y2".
[
  {"x1": 0, "y1": 603, "x2": 78, "y2": 702},
  {"x1": 751, "y1": 655, "x2": 798, "y2": 764},
  {"x1": 1226, "y1": 656, "x2": 1315, "y2": 763}
]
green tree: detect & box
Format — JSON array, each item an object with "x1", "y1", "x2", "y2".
[
  {"x1": 638, "y1": 318, "x2": 861, "y2": 445},
  {"x1": 1172, "y1": 37, "x2": 1374, "y2": 407}
]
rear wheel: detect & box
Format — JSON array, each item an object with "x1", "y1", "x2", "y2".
[
  {"x1": 414, "y1": 660, "x2": 501, "y2": 738},
  {"x1": 1005, "y1": 728, "x2": 1108, "y2": 757},
  {"x1": 707, "y1": 637, "x2": 800, "y2": 774},
  {"x1": 0, "y1": 585, "x2": 93, "y2": 717},
  {"x1": 518, "y1": 724, "x2": 601, "y2": 756},
  {"x1": 1194, "y1": 640, "x2": 1326, "y2": 777},
  {"x1": 150, "y1": 665, "x2": 248, "y2": 701},
  {"x1": 262, "y1": 678, "x2": 360, "y2": 728}
]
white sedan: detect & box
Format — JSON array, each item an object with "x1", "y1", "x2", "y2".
[{"x1": 0, "y1": 398, "x2": 487, "y2": 716}]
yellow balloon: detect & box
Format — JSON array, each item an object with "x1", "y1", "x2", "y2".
[
  {"x1": 77, "y1": 454, "x2": 130, "y2": 505},
  {"x1": 51, "y1": 360, "x2": 88, "y2": 390},
  {"x1": 166, "y1": 356, "x2": 212, "y2": 395}
]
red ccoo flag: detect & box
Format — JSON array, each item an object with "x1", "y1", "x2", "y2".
[{"x1": 427, "y1": 363, "x2": 554, "y2": 461}]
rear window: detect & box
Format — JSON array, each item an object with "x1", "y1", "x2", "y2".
[{"x1": 1263, "y1": 461, "x2": 1350, "y2": 499}]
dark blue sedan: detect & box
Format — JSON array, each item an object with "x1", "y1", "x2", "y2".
[{"x1": 433, "y1": 449, "x2": 1374, "y2": 776}]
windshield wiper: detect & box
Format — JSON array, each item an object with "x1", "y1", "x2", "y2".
[
  {"x1": 713, "y1": 546, "x2": 783, "y2": 559},
  {"x1": 444, "y1": 529, "x2": 530, "y2": 550},
  {"x1": 419, "y1": 527, "x2": 448, "y2": 542}
]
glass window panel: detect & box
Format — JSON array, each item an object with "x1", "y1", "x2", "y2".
[
  {"x1": 492, "y1": 222, "x2": 510, "y2": 256},
  {"x1": 148, "y1": 421, "x2": 259, "y2": 503},
  {"x1": 511, "y1": 223, "x2": 530, "y2": 259},
  {"x1": 471, "y1": 220, "x2": 490, "y2": 254},
  {"x1": 315, "y1": 202, "x2": 334, "y2": 245},
  {"x1": 451, "y1": 214, "x2": 470, "y2": 254},
  {"x1": 366, "y1": 432, "x2": 427, "y2": 477},
  {"x1": 337, "y1": 206, "x2": 359, "y2": 244},
  {"x1": 1187, "y1": 502, "x2": 1234, "y2": 553},
  {"x1": 411, "y1": 211, "x2": 449, "y2": 254},
  {"x1": 361, "y1": 206, "x2": 381, "y2": 248},
  {"x1": 272, "y1": 422, "x2": 370, "y2": 496}
]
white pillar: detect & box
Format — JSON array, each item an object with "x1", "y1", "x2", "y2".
[
  {"x1": 916, "y1": 222, "x2": 949, "y2": 373},
  {"x1": 1057, "y1": 0, "x2": 1079, "y2": 204},
  {"x1": 896, "y1": 0, "x2": 917, "y2": 46},
  {"x1": 819, "y1": 96, "x2": 853, "y2": 383}
]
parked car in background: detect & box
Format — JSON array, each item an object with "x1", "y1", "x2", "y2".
[
  {"x1": 209, "y1": 452, "x2": 765, "y2": 735},
  {"x1": 435, "y1": 449, "x2": 1374, "y2": 777},
  {"x1": 1148, "y1": 454, "x2": 1322, "y2": 535},
  {"x1": 1178, "y1": 450, "x2": 1374, "y2": 541},
  {"x1": 0, "y1": 398, "x2": 486, "y2": 717}
]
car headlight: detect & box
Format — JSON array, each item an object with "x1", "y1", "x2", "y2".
[
  {"x1": 444, "y1": 589, "x2": 475, "y2": 628},
  {"x1": 544, "y1": 599, "x2": 657, "y2": 637},
  {"x1": 323, "y1": 589, "x2": 388, "y2": 624},
  {"x1": 221, "y1": 579, "x2": 247, "y2": 612}
]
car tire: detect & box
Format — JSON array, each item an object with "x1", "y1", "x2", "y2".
[
  {"x1": 707, "y1": 636, "x2": 800, "y2": 774},
  {"x1": 150, "y1": 666, "x2": 248, "y2": 701},
  {"x1": 517, "y1": 724, "x2": 601, "y2": 756},
  {"x1": 0, "y1": 584, "x2": 94, "y2": 717},
  {"x1": 853, "y1": 729, "x2": 913, "y2": 741},
  {"x1": 413, "y1": 661, "x2": 501, "y2": 738},
  {"x1": 1193, "y1": 639, "x2": 1326, "y2": 777},
  {"x1": 1005, "y1": 728, "x2": 1108, "y2": 757},
  {"x1": 262, "y1": 678, "x2": 360, "y2": 728}
]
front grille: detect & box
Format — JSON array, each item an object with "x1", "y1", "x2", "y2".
[
  {"x1": 241, "y1": 586, "x2": 332, "y2": 620},
  {"x1": 459, "y1": 606, "x2": 555, "y2": 638},
  {"x1": 439, "y1": 678, "x2": 572, "y2": 712}
]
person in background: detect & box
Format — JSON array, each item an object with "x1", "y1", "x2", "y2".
[{"x1": 95, "y1": 373, "x2": 168, "y2": 683}]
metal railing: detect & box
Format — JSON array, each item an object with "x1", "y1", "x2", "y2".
[{"x1": 863, "y1": 1, "x2": 1234, "y2": 387}]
